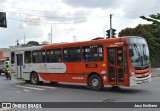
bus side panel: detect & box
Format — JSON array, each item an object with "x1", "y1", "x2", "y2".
[
  {"x1": 81, "y1": 62, "x2": 108, "y2": 85},
  {"x1": 39, "y1": 73, "x2": 87, "y2": 83},
  {"x1": 38, "y1": 62, "x2": 108, "y2": 84},
  {"x1": 30, "y1": 62, "x2": 87, "y2": 83},
  {"x1": 63, "y1": 63, "x2": 82, "y2": 74}
]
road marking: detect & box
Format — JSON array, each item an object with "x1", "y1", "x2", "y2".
[
  {"x1": 15, "y1": 85, "x2": 45, "y2": 90},
  {"x1": 23, "y1": 89, "x2": 30, "y2": 91},
  {"x1": 25, "y1": 84, "x2": 57, "y2": 89},
  {"x1": 16, "y1": 91, "x2": 21, "y2": 93}
]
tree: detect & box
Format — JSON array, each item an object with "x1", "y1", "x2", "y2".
[
  {"x1": 27, "y1": 41, "x2": 40, "y2": 46},
  {"x1": 118, "y1": 22, "x2": 160, "y2": 61},
  {"x1": 140, "y1": 13, "x2": 160, "y2": 41},
  {"x1": 140, "y1": 13, "x2": 160, "y2": 25}
]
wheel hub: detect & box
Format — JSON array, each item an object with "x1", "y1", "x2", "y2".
[{"x1": 92, "y1": 79, "x2": 99, "y2": 87}]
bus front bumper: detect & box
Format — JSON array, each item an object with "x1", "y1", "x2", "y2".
[{"x1": 129, "y1": 73, "x2": 151, "y2": 87}]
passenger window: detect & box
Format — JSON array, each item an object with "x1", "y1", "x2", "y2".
[
  {"x1": 82, "y1": 45, "x2": 103, "y2": 62},
  {"x1": 46, "y1": 49, "x2": 62, "y2": 63},
  {"x1": 32, "y1": 50, "x2": 45, "y2": 63},
  {"x1": 24, "y1": 51, "x2": 31, "y2": 63},
  {"x1": 63, "y1": 47, "x2": 81, "y2": 62}
]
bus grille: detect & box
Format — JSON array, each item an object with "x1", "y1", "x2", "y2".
[
  {"x1": 134, "y1": 65, "x2": 150, "y2": 70},
  {"x1": 135, "y1": 72, "x2": 150, "y2": 78}
]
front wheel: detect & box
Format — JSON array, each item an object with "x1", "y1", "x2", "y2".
[
  {"x1": 8, "y1": 73, "x2": 11, "y2": 80},
  {"x1": 5, "y1": 72, "x2": 8, "y2": 79},
  {"x1": 30, "y1": 72, "x2": 40, "y2": 85},
  {"x1": 88, "y1": 75, "x2": 103, "y2": 91}
]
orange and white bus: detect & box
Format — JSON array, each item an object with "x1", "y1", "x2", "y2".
[{"x1": 10, "y1": 36, "x2": 151, "y2": 90}]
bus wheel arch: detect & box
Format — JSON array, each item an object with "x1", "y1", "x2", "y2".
[
  {"x1": 30, "y1": 71, "x2": 41, "y2": 85},
  {"x1": 87, "y1": 73, "x2": 104, "y2": 91}
]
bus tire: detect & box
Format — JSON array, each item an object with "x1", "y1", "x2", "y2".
[
  {"x1": 111, "y1": 86, "x2": 120, "y2": 89},
  {"x1": 50, "y1": 82, "x2": 58, "y2": 84},
  {"x1": 25, "y1": 80, "x2": 30, "y2": 83},
  {"x1": 30, "y1": 72, "x2": 40, "y2": 85},
  {"x1": 88, "y1": 75, "x2": 103, "y2": 91}
]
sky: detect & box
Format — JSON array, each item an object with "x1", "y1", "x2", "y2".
[{"x1": 0, "y1": 0, "x2": 160, "y2": 48}]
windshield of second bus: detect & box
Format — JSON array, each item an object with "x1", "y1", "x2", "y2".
[{"x1": 128, "y1": 37, "x2": 150, "y2": 68}]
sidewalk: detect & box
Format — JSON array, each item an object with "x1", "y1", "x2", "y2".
[
  {"x1": 151, "y1": 68, "x2": 160, "y2": 77},
  {"x1": 151, "y1": 72, "x2": 160, "y2": 77}
]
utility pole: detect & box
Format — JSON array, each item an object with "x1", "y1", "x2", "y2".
[
  {"x1": 15, "y1": 40, "x2": 19, "y2": 48},
  {"x1": 106, "y1": 14, "x2": 116, "y2": 38},
  {"x1": 51, "y1": 24, "x2": 52, "y2": 44},
  {"x1": 24, "y1": 30, "x2": 25, "y2": 44},
  {"x1": 73, "y1": 36, "x2": 77, "y2": 42},
  {"x1": 19, "y1": 23, "x2": 26, "y2": 44},
  {"x1": 110, "y1": 14, "x2": 112, "y2": 38}
]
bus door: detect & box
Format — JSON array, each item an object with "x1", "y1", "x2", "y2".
[
  {"x1": 107, "y1": 47, "x2": 124, "y2": 85},
  {"x1": 16, "y1": 54, "x2": 23, "y2": 79}
]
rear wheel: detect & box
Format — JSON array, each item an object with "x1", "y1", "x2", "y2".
[
  {"x1": 88, "y1": 75, "x2": 103, "y2": 91},
  {"x1": 30, "y1": 72, "x2": 40, "y2": 85}
]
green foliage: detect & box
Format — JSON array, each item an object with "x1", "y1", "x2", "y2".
[
  {"x1": 140, "y1": 13, "x2": 160, "y2": 24},
  {"x1": 118, "y1": 13, "x2": 160, "y2": 61},
  {"x1": 27, "y1": 41, "x2": 40, "y2": 46}
]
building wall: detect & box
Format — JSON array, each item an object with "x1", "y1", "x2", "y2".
[{"x1": 0, "y1": 49, "x2": 9, "y2": 60}]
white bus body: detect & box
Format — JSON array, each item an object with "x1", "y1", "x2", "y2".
[{"x1": 10, "y1": 46, "x2": 43, "y2": 80}]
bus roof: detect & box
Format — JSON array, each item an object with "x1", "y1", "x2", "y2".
[
  {"x1": 10, "y1": 45, "x2": 43, "y2": 52},
  {"x1": 10, "y1": 36, "x2": 144, "y2": 51},
  {"x1": 42, "y1": 36, "x2": 128, "y2": 50}
]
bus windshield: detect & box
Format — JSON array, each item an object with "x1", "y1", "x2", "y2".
[{"x1": 128, "y1": 37, "x2": 150, "y2": 68}]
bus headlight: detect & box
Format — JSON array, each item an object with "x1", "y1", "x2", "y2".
[{"x1": 130, "y1": 69, "x2": 135, "y2": 77}]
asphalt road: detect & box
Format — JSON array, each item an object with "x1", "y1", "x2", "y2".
[{"x1": 0, "y1": 74, "x2": 160, "y2": 111}]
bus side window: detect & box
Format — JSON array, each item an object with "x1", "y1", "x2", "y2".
[
  {"x1": 82, "y1": 45, "x2": 103, "y2": 62},
  {"x1": 32, "y1": 50, "x2": 44, "y2": 63},
  {"x1": 11, "y1": 52, "x2": 15, "y2": 64},
  {"x1": 36, "y1": 51, "x2": 41, "y2": 63},
  {"x1": 46, "y1": 49, "x2": 62, "y2": 63},
  {"x1": 42, "y1": 51, "x2": 45, "y2": 63},
  {"x1": 57, "y1": 56, "x2": 61, "y2": 62},
  {"x1": 53, "y1": 49, "x2": 62, "y2": 62},
  {"x1": 63, "y1": 47, "x2": 80, "y2": 62},
  {"x1": 46, "y1": 50, "x2": 50, "y2": 62},
  {"x1": 24, "y1": 51, "x2": 31, "y2": 63}
]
